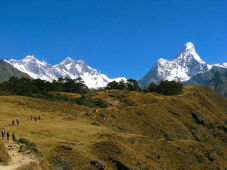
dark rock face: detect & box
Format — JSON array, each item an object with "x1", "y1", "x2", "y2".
[
  {"x1": 111, "y1": 159, "x2": 130, "y2": 170},
  {"x1": 54, "y1": 157, "x2": 73, "y2": 170},
  {"x1": 184, "y1": 66, "x2": 226, "y2": 86},
  {"x1": 90, "y1": 160, "x2": 105, "y2": 170},
  {"x1": 184, "y1": 66, "x2": 227, "y2": 97},
  {"x1": 62, "y1": 145, "x2": 73, "y2": 150},
  {"x1": 191, "y1": 112, "x2": 206, "y2": 126},
  {"x1": 208, "y1": 70, "x2": 227, "y2": 97}
]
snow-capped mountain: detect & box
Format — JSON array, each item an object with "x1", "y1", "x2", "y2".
[
  {"x1": 139, "y1": 42, "x2": 227, "y2": 87},
  {"x1": 5, "y1": 56, "x2": 126, "y2": 88}
]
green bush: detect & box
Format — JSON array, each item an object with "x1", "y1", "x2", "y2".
[
  {"x1": 0, "y1": 76, "x2": 88, "y2": 101},
  {"x1": 105, "y1": 79, "x2": 141, "y2": 91},
  {"x1": 146, "y1": 80, "x2": 183, "y2": 95},
  {"x1": 18, "y1": 138, "x2": 35, "y2": 147}
]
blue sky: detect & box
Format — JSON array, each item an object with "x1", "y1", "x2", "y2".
[{"x1": 0, "y1": 0, "x2": 226, "y2": 79}]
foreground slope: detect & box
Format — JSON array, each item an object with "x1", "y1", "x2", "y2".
[{"x1": 0, "y1": 86, "x2": 226, "y2": 169}]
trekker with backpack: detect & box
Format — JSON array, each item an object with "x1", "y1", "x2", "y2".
[
  {"x1": 1, "y1": 129, "x2": 5, "y2": 139},
  {"x1": 12, "y1": 132, "x2": 15, "y2": 141},
  {"x1": 16, "y1": 119, "x2": 19, "y2": 126},
  {"x1": 7, "y1": 132, "x2": 10, "y2": 141}
]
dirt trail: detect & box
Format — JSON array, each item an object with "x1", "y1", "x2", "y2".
[{"x1": 0, "y1": 142, "x2": 38, "y2": 170}]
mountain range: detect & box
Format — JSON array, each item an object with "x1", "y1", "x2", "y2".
[
  {"x1": 5, "y1": 56, "x2": 126, "y2": 88},
  {"x1": 139, "y1": 42, "x2": 227, "y2": 87},
  {"x1": 2, "y1": 42, "x2": 226, "y2": 92}
]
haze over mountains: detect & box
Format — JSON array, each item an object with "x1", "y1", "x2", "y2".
[
  {"x1": 6, "y1": 56, "x2": 126, "y2": 88},
  {"x1": 139, "y1": 42, "x2": 227, "y2": 87}
]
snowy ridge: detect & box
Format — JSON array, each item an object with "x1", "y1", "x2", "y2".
[
  {"x1": 213, "y1": 63, "x2": 227, "y2": 68},
  {"x1": 139, "y1": 42, "x2": 226, "y2": 87},
  {"x1": 5, "y1": 56, "x2": 126, "y2": 88}
]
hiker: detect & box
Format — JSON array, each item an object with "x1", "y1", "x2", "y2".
[
  {"x1": 6, "y1": 132, "x2": 10, "y2": 141},
  {"x1": 38, "y1": 115, "x2": 41, "y2": 120},
  {"x1": 31, "y1": 115, "x2": 33, "y2": 121},
  {"x1": 1, "y1": 129, "x2": 5, "y2": 139},
  {"x1": 12, "y1": 120, "x2": 15, "y2": 126},
  {"x1": 16, "y1": 119, "x2": 19, "y2": 126},
  {"x1": 12, "y1": 132, "x2": 15, "y2": 141},
  {"x1": 35, "y1": 116, "x2": 37, "y2": 122}
]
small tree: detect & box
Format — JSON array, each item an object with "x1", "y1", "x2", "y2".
[
  {"x1": 157, "y1": 80, "x2": 183, "y2": 95},
  {"x1": 146, "y1": 80, "x2": 183, "y2": 95},
  {"x1": 147, "y1": 82, "x2": 158, "y2": 92},
  {"x1": 126, "y1": 79, "x2": 141, "y2": 91}
]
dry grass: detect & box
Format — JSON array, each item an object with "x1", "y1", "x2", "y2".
[
  {"x1": 0, "y1": 86, "x2": 226, "y2": 169},
  {"x1": 0, "y1": 141, "x2": 10, "y2": 164}
]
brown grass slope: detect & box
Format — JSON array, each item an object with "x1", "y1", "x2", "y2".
[
  {"x1": 0, "y1": 86, "x2": 226, "y2": 169},
  {"x1": 0, "y1": 141, "x2": 10, "y2": 164}
]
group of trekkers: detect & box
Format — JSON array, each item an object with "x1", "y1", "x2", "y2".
[
  {"x1": 12, "y1": 119, "x2": 20, "y2": 126},
  {"x1": 1, "y1": 115, "x2": 42, "y2": 142},
  {"x1": 1, "y1": 118, "x2": 19, "y2": 142},
  {"x1": 30, "y1": 115, "x2": 41, "y2": 121},
  {"x1": 1, "y1": 128, "x2": 15, "y2": 141}
]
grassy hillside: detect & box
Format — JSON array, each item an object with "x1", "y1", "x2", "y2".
[
  {"x1": 0, "y1": 141, "x2": 10, "y2": 164},
  {"x1": 0, "y1": 86, "x2": 226, "y2": 169},
  {"x1": 0, "y1": 59, "x2": 31, "y2": 82}
]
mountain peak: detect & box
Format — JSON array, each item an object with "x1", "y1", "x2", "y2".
[
  {"x1": 183, "y1": 42, "x2": 195, "y2": 51},
  {"x1": 61, "y1": 57, "x2": 78, "y2": 64},
  {"x1": 139, "y1": 42, "x2": 211, "y2": 87},
  {"x1": 23, "y1": 55, "x2": 36, "y2": 60},
  {"x1": 176, "y1": 42, "x2": 204, "y2": 63},
  {"x1": 65, "y1": 57, "x2": 73, "y2": 61}
]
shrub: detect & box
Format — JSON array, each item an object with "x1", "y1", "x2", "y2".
[
  {"x1": 91, "y1": 122, "x2": 100, "y2": 126},
  {"x1": 18, "y1": 138, "x2": 35, "y2": 147},
  {"x1": 146, "y1": 80, "x2": 183, "y2": 95},
  {"x1": 105, "y1": 79, "x2": 141, "y2": 91}
]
